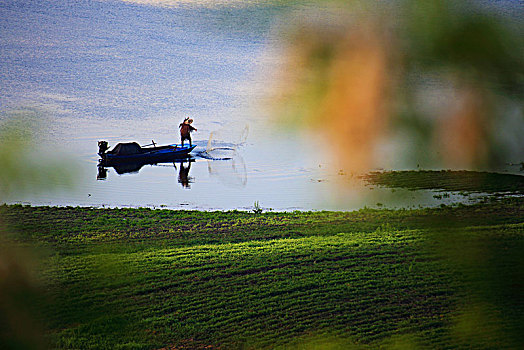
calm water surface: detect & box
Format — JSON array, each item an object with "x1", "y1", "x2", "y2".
[{"x1": 1, "y1": 0, "x2": 521, "y2": 211}]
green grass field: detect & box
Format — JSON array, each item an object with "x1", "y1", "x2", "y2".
[{"x1": 1, "y1": 198, "x2": 523, "y2": 349}]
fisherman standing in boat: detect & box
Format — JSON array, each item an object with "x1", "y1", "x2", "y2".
[{"x1": 179, "y1": 117, "x2": 197, "y2": 147}]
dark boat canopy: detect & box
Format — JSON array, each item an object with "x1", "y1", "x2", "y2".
[{"x1": 108, "y1": 142, "x2": 142, "y2": 156}]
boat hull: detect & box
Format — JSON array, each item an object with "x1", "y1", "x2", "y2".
[{"x1": 100, "y1": 144, "x2": 196, "y2": 164}]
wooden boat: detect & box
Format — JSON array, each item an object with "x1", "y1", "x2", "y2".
[{"x1": 98, "y1": 140, "x2": 196, "y2": 163}]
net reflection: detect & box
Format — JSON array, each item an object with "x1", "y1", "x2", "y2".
[{"x1": 204, "y1": 150, "x2": 247, "y2": 188}]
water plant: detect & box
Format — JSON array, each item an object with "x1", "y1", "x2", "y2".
[{"x1": 253, "y1": 201, "x2": 263, "y2": 214}]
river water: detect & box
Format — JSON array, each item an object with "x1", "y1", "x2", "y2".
[{"x1": 1, "y1": 0, "x2": 522, "y2": 211}]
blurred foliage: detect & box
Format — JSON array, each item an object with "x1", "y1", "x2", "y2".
[
  {"x1": 0, "y1": 111, "x2": 75, "y2": 198},
  {"x1": 403, "y1": 0, "x2": 522, "y2": 91},
  {"x1": 430, "y1": 225, "x2": 524, "y2": 349},
  {"x1": 272, "y1": 0, "x2": 523, "y2": 172},
  {"x1": 0, "y1": 112, "x2": 74, "y2": 349},
  {"x1": 271, "y1": 0, "x2": 524, "y2": 348},
  {"x1": 0, "y1": 239, "x2": 48, "y2": 350}
]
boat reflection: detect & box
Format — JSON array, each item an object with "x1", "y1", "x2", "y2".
[{"x1": 97, "y1": 157, "x2": 195, "y2": 189}]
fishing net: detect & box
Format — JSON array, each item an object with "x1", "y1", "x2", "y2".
[
  {"x1": 195, "y1": 123, "x2": 249, "y2": 188},
  {"x1": 205, "y1": 123, "x2": 249, "y2": 153}
]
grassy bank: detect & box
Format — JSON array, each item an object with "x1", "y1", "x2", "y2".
[{"x1": 1, "y1": 198, "x2": 523, "y2": 349}]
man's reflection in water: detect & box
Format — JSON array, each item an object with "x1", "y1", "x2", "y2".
[
  {"x1": 177, "y1": 161, "x2": 193, "y2": 189},
  {"x1": 97, "y1": 166, "x2": 107, "y2": 180}
]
